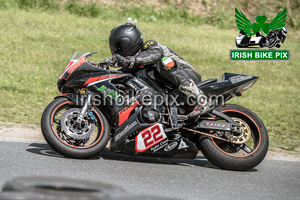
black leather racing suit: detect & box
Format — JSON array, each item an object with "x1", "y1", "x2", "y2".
[
  {"x1": 128, "y1": 40, "x2": 202, "y2": 87},
  {"x1": 119, "y1": 40, "x2": 209, "y2": 118}
]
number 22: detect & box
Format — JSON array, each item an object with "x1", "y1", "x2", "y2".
[{"x1": 141, "y1": 124, "x2": 163, "y2": 148}]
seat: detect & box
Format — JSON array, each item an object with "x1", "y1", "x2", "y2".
[{"x1": 196, "y1": 78, "x2": 217, "y2": 87}]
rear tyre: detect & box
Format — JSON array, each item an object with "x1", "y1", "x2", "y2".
[
  {"x1": 199, "y1": 104, "x2": 269, "y2": 171},
  {"x1": 41, "y1": 98, "x2": 110, "y2": 159}
]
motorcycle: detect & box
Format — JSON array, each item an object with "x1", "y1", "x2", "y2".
[
  {"x1": 235, "y1": 27, "x2": 288, "y2": 48},
  {"x1": 266, "y1": 27, "x2": 288, "y2": 48},
  {"x1": 41, "y1": 51, "x2": 269, "y2": 171},
  {"x1": 236, "y1": 31, "x2": 266, "y2": 48}
]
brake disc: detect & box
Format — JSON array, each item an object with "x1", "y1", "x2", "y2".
[
  {"x1": 230, "y1": 117, "x2": 251, "y2": 144},
  {"x1": 60, "y1": 108, "x2": 95, "y2": 140}
]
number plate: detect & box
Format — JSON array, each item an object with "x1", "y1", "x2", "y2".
[{"x1": 135, "y1": 123, "x2": 167, "y2": 152}]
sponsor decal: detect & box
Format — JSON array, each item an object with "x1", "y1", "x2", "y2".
[
  {"x1": 231, "y1": 8, "x2": 290, "y2": 61},
  {"x1": 229, "y1": 75, "x2": 253, "y2": 84},
  {"x1": 114, "y1": 121, "x2": 137, "y2": 141},
  {"x1": 164, "y1": 142, "x2": 178, "y2": 152},
  {"x1": 135, "y1": 123, "x2": 167, "y2": 152},
  {"x1": 97, "y1": 85, "x2": 119, "y2": 100},
  {"x1": 200, "y1": 120, "x2": 231, "y2": 131},
  {"x1": 178, "y1": 139, "x2": 189, "y2": 150},
  {"x1": 201, "y1": 121, "x2": 231, "y2": 130},
  {"x1": 144, "y1": 40, "x2": 154, "y2": 49},
  {"x1": 150, "y1": 139, "x2": 168, "y2": 152},
  {"x1": 118, "y1": 101, "x2": 139, "y2": 126},
  {"x1": 205, "y1": 122, "x2": 226, "y2": 128}
]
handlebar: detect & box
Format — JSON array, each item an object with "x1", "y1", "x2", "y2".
[
  {"x1": 97, "y1": 57, "x2": 121, "y2": 70},
  {"x1": 85, "y1": 52, "x2": 119, "y2": 70}
]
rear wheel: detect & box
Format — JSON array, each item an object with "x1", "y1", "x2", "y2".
[
  {"x1": 41, "y1": 98, "x2": 110, "y2": 159},
  {"x1": 199, "y1": 104, "x2": 269, "y2": 171}
]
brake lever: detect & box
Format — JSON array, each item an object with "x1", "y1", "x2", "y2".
[
  {"x1": 97, "y1": 62, "x2": 109, "y2": 70},
  {"x1": 97, "y1": 57, "x2": 120, "y2": 69}
]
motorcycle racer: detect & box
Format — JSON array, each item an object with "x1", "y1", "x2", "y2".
[
  {"x1": 42, "y1": 50, "x2": 268, "y2": 170},
  {"x1": 109, "y1": 23, "x2": 211, "y2": 118}
]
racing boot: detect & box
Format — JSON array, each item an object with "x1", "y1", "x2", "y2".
[{"x1": 179, "y1": 79, "x2": 211, "y2": 118}]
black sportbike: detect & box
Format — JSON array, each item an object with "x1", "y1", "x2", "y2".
[{"x1": 41, "y1": 51, "x2": 269, "y2": 171}]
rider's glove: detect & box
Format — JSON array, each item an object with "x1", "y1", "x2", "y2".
[{"x1": 111, "y1": 54, "x2": 136, "y2": 69}]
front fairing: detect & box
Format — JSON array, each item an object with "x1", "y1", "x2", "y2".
[
  {"x1": 57, "y1": 51, "x2": 99, "y2": 93},
  {"x1": 58, "y1": 65, "x2": 125, "y2": 94},
  {"x1": 58, "y1": 62, "x2": 106, "y2": 93}
]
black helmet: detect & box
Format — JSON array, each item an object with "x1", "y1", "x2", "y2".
[{"x1": 109, "y1": 23, "x2": 143, "y2": 57}]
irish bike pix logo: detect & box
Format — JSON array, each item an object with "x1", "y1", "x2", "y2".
[{"x1": 230, "y1": 8, "x2": 290, "y2": 61}]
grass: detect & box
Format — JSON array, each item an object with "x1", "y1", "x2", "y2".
[
  {"x1": 0, "y1": 6, "x2": 299, "y2": 152},
  {"x1": 1, "y1": 0, "x2": 299, "y2": 29}
]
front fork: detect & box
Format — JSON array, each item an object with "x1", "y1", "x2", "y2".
[{"x1": 76, "y1": 91, "x2": 94, "y2": 123}]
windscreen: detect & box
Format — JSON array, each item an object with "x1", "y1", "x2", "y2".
[
  {"x1": 71, "y1": 51, "x2": 90, "y2": 61},
  {"x1": 59, "y1": 51, "x2": 90, "y2": 80}
]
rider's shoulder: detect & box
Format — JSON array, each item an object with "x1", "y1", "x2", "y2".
[{"x1": 142, "y1": 40, "x2": 159, "y2": 50}]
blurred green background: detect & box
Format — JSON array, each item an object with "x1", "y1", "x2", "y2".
[{"x1": 0, "y1": 0, "x2": 299, "y2": 152}]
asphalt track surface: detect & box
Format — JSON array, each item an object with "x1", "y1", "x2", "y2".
[{"x1": 0, "y1": 141, "x2": 299, "y2": 200}]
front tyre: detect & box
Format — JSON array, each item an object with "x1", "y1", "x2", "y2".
[
  {"x1": 199, "y1": 104, "x2": 269, "y2": 171},
  {"x1": 41, "y1": 98, "x2": 110, "y2": 159}
]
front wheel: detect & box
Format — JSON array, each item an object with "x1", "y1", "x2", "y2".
[
  {"x1": 41, "y1": 98, "x2": 110, "y2": 159},
  {"x1": 199, "y1": 104, "x2": 269, "y2": 171}
]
